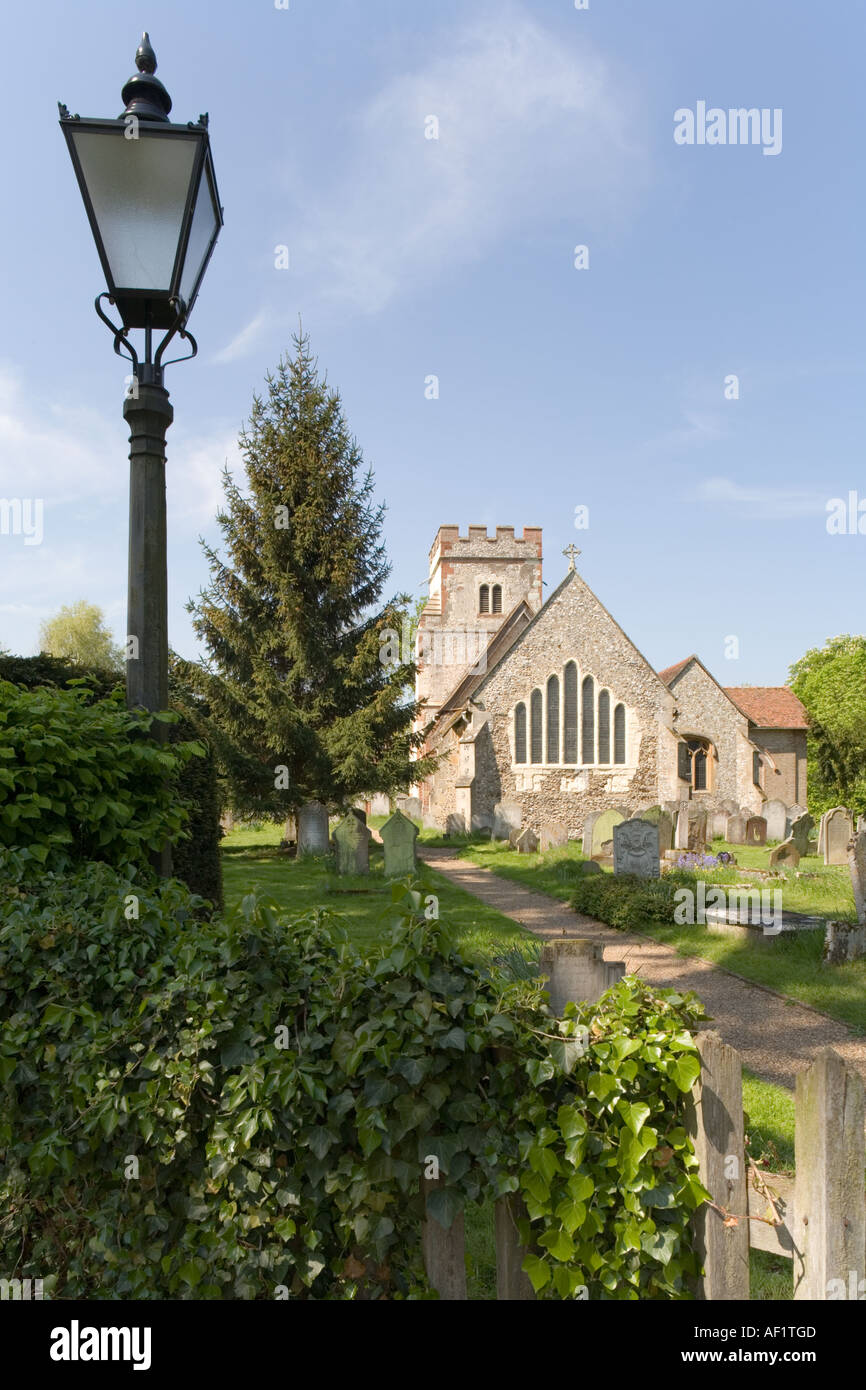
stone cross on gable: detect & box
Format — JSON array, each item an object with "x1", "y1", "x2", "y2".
[{"x1": 563, "y1": 544, "x2": 582, "y2": 572}]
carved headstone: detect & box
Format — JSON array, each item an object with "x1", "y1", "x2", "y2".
[
  {"x1": 333, "y1": 814, "x2": 371, "y2": 874},
  {"x1": 687, "y1": 808, "x2": 708, "y2": 852},
  {"x1": 764, "y1": 799, "x2": 787, "y2": 842},
  {"x1": 789, "y1": 812, "x2": 814, "y2": 857},
  {"x1": 725, "y1": 813, "x2": 747, "y2": 846},
  {"x1": 515, "y1": 827, "x2": 539, "y2": 854},
  {"x1": 674, "y1": 808, "x2": 689, "y2": 851},
  {"x1": 493, "y1": 801, "x2": 522, "y2": 841},
  {"x1": 745, "y1": 816, "x2": 767, "y2": 846},
  {"x1": 380, "y1": 809, "x2": 419, "y2": 877},
  {"x1": 590, "y1": 809, "x2": 624, "y2": 858},
  {"x1": 823, "y1": 807, "x2": 854, "y2": 866},
  {"x1": 540, "y1": 822, "x2": 568, "y2": 852},
  {"x1": 768, "y1": 837, "x2": 800, "y2": 869},
  {"x1": 297, "y1": 800, "x2": 330, "y2": 857},
  {"x1": 613, "y1": 819, "x2": 660, "y2": 878}
]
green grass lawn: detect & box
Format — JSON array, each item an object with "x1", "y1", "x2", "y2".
[
  {"x1": 220, "y1": 821, "x2": 801, "y2": 1300},
  {"x1": 423, "y1": 833, "x2": 866, "y2": 1034}
]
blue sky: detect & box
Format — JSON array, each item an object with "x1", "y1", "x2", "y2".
[{"x1": 1, "y1": 0, "x2": 863, "y2": 683}]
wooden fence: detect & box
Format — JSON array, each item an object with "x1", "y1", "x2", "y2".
[{"x1": 421, "y1": 938, "x2": 866, "y2": 1300}]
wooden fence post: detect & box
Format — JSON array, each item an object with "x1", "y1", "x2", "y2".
[
  {"x1": 686, "y1": 1030, "x2": 750, "y2": 1299},
  {"x1": 495, "y1": 1194, "x2": 535, "y2": 1300},
  {"x1": 421, "y1": 1175, "x2": 467, "y2": 1299},
  {"x1": 792, "y1": 1047, "x2": 866, "y2": 1301}
]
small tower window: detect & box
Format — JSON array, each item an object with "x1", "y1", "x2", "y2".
[
  {"x1": 530, "y1": 689, "x2": 543, "y2": 764},
  {"x1": 491, "y1": 584, "x2": 502, "y2": 614},
  {"x1": 479, "y1": 584, "x2": 489, "y2": 614},
  {"x1": 514, "y1": 703, "x2": 527, "y2": 763}
]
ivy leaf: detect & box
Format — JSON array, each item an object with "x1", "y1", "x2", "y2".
[{"x1": 426, "y1": 1186, "x2": 464, "y2": 1231}]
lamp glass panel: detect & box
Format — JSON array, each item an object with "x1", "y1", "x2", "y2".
[
  {"x1": 179, "y1": 163, "x2": 220, "y2": 309},
  {"x1": 70, "y1": 127, "x2": 198, "y2": 291}
]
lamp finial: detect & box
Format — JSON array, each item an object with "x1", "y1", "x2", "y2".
[{"x1": 121, "y1": 33, "x2": 172, "y2": 121}]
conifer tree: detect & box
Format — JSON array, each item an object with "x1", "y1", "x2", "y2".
[{"x1": 180, "y1": 334, "x2": 433, "y2": 816}]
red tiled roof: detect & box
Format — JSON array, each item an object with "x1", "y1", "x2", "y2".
[
  {"x1": 657, "y1": 657, "x2": 694, "y2": 686},
  {"x1": 724, "y1": 687, "x2": 809, "y2": 730}
]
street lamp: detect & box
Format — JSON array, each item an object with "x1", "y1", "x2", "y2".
[{"x1": 59, "y1": 33, "x2": 223, "y2": 872}]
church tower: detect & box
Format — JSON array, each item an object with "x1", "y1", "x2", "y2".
[{"x1": 415, "y1": 525, "x2": 543, "y2": 723}]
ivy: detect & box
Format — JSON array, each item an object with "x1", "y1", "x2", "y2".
[{"x1": 0, "y1": 858, "x2": 709, "y2": 1299}]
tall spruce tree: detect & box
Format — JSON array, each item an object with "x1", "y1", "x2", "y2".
[{"x1": 180, "y1": 334, "x2": 433, "y2": 816}]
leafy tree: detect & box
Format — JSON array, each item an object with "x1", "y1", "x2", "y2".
[
  {"x1": 789, "y1": 634, "x2": 866, "y2": 815},
  {"x1": 38, "y1": 600, "x2": 123, "y2": 672},
  {"x1": 180, "y1": 333, "x2": 434, "y2": 816}
]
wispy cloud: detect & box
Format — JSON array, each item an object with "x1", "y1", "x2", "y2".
[
  {"x1": 213, "y1": 310, "x2": 271, "y2": 365},
  {"x1": 696, "y1": 476, "x2": 828, "y2": 520},
  {"x1": 287, "y1": 3, "x2": 645, "y2": 316}
]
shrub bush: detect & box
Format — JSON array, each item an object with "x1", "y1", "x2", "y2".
[
  {"x1": 0, "y1": 865, "x2": 708, "y2": 1299},
  {"x1": 571, "y1": 872, "x2": 687, "y2": 933},
  {"x1": 0, "y1": 680, "x2": 200, "y2": 873}
]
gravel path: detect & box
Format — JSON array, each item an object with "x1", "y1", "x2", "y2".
[{"x1": 420, "y1": 847, "x2": 866, "y2": 1092}]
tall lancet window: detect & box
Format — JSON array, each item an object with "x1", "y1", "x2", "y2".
[
  {"x1": 597, "y1": 689, "x2": 611, "y2": 763},
  {"x1": 581, "y1": 675, "x2": 595, "y2": 763},
  {"x1": 514, "y1": 703, "x2": 527, "y2": 763},
  {"x1": 492, "y1": 584, "x2": 502, "y2": 614},
  {"x1": 563, "y1": 661, "x2": 578, "y2": 763},
  {"x1": 530, "y1": 689, "x2": 543, "y2": 763},
  {"x1": 479, "y1": 584, "x2": 490, "y2": 614},
  {"x1": 546, "y1": 675, "x2": 560, "y2": 763},
  {"x1": 614, "y1": 704, "x2": 626, "y2": 764}
]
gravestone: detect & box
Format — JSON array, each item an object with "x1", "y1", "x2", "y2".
[
  {"x1": 674, "y1": 808, "x2": 689, "y2": 850},
  {"x1": 493, "y1": 801, "x2": 522, "y2": 841},
  {"x1": 664, "y1": 800, "x2": 682, "y2": 820},
  {"x1": 745, "y1": 816, "x2": 767, "y2": 846},
  {"x1": 395, "y1": 795, "x2": 421, "y2": 820},
  {"x1": 540, "y1": 822, "x2": 568, "y2": 852},
  {"x1": 590, "y1": 809, "x2": 624, "y2": 858},
  {"x1": 823, "y1": 807, "x2": 854, "y2": 866},
  {"x1": 333, "y1": 814, "x2": 371, "y2": 875},
  {"x1": 582, "y1": 811, "x2": 601, "y2": 857},
  {"x1": 720, "y1": 799, "x2": 739, "y2": 816},
  {"x1": 508, "y1": 827, "x2": 522, "y2": 849},
  {"x1": 515, "y1": 828, "x2": 539, "y2": 854},
  {"x1": 725, "y1": 813, "x2": 747, "y2": 846},
  {"x1": 786, "y1": 804, "x2": 807, "y2": 837},
  {"x1": 380, "y1": 809, "x2": 419, "y2": 877},
  {"x1": 656, "y1": 809, "x2": 675, "y2": 855},
  {"x1": 687, "y1": 808, "x2": 708, "y2": 852},
  {"x1": 764, "y1": 799, "x2": 787, "y2": 842},
  {"x1": 297, "y1": 800, "x2": 330, "y2": 857},
  {"x1": 768, "y1": 837, "x2": 800, "y2": 869},
  {"x1": 445, "y1": 812, "x2": 466, "y2": 836},
  {"x1": 613, "y1": 819, "x2": 660, "y2": 878},
  {"x1": 709, "y1": 811, "x2": 728, "y2": 841},
  {"x1": 789, "y1": 812, "x2": 814, "y2": 857},
  {"x1": 350, "y1": 807, "x2": 367, "y2": 826},
  {"x1": 849, "y1": 828, "x2": 866, "y2": 924}
]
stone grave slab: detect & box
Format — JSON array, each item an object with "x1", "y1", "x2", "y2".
[
  {"x1": 726, "y1": 813, "x2": 747, "y2": 845},
  {"x1": 590, "y1": 809, "x2": 624, "y2": 859},
  {"x1": 380, "y1": 809, "x2": 419, "y2": 877},
  {"x1": 493, "y1": 801, "x2": 522, "y2": 841},
  {"x1": 768, "y1": 838, "x2": 800, "y2": 869},
  {"x1": 540, "y1": 822, "x2": 568, "y2": 852},
  {"x1": 515, "y1": 828, "x2": 539, "y2": 854},
  {"x1": 745, "y1": 816, "x2": 767, "y2": 846},
  {"x1": 613, "y1": 819, "x2": 660, "y2": 878},
  {"x1": 333, "y1": 814, "x2": 372, "y2": 875},
  {"x1": 823, "y1": 807, "x2": 853, "y2": 866},
  {"x1": 789, "y1": 812, "x2": 814, "y2": 856},
  {"x1": 764, "y1": 799, "x2": 787, "y2": 842},
  {"x1": 297, "y1": 800, "x2": 330, "y2": 857}
]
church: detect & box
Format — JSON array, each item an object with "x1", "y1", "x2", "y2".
[{"x1": 413, "y1": 525, "x2": 808, "y2": 837}]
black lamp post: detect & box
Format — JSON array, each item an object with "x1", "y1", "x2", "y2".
[{"x1": 59, "y1": 34, "x2": 223, "y2": 874}]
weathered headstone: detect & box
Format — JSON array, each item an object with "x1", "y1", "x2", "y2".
[
  {"x1": 823, "y1": 920, "x2": 866, "y2": 965},
  {"x1": 380, "y1": 809, "x2": 419, "y2": 877},
  {"x1": 515, "y1": 827, "x2": 539, "y2": 854},
  {"x1": 745, "y1": 816, "x2": 767, "y2": 846},
  {"x1": 823, "y1": 808, "x2": 854, "y2": 866},
  {"x1": 849, "y1": 828, "x2": 866, "y2": 924},
  {"x1": 789, "y1": 812, "x2": 814, "y2": 857},
  {"x1": 638, "y1": 805, "x2": 663, "y2": 823},
  {"x1": 590, "y1": 809, "x2": 624, "y2": 858},
  {"x1": 769, "y1": 837, "x2": 800, "y2": 869},
  {"x1": 333, "y1": 814, "x2": 371, "y2": 874},
  {"x1": 786, "y1": 804, "x2": 807, "y2": 838},
  {"x1": 709, "y1": 810, "x2": 729, "y2": 841},
  {"x1": 687, "y1": 807, "x2": 708, "y2": 852},
  {"x1": 725, "y1": 813, "x2": 747, "y2": 846},
  {"x1": 445, "y1": 812, "x2": 466, "y2": 836},
  {"x1": 297, "y1": 800, "x2": 330, "y2": 857},
  {"x1": 675, "y1": 807, "x2": 689, "y2": 850},
  {"x1": 540, "y1": 822, "x2": 568, "y2": 852},
  {"x1": 395, "y1": 795, "x2": 421, "y2": 820},
  {"x1": 613, "y1": 819, "x2": 660, "y2": 878},
  {"x1": 764, "y1": 799, "x2": 788, "y2": 842},
  {"x1": 582, "y1": 811, "x2": 601, "y2": 858},
  {"x1": 493, "y1": 801, "x2": 522, "y2": 841},
  {"x1": 349, "y1": 806, "x2": 367, "y2": 826}
]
